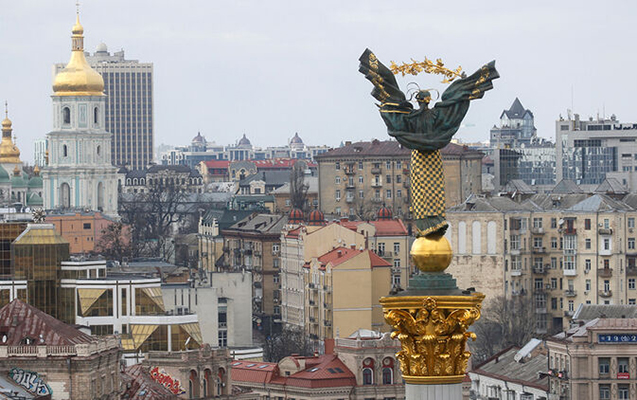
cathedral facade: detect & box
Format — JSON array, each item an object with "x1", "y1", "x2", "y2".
[{"x1": 42, "y1": 15, "x2": 118, "y2": 216}]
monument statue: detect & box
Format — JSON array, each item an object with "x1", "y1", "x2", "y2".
[
  {"x1": 359, "y1": 49, "x2": 499, "y2": 237},
  {"x1": 360, "y1": 49, "x2": 498, "y2": 393}
]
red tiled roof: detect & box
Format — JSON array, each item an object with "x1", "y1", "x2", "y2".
[
  {"x1": 318, "y1": 247, "x2": 362, "y2": 267},
  {"x1": 0, "y1": 299, "x2": 96, "y2": 346},
  {"x1": 231, "y1": 361, "x2": 278, "y2": 384},
  {"x1": 203, "y1": 160, "x2": 230, "y2": 169},
  {"x1": 250, "y1": 158, "x2": 317, "y2": 169},
  {"x1": 367, "y1": 250, "x2": 392, "y2": 268},
  {"x1": 284, "y1": 227, "x2": 302, "y2": 238},
  {"x1": 232, "y1": 355, "x2": 356, "y2": 389},
  {"x1": 340, "y1": 219, "x2": 408, "y2": 236}
]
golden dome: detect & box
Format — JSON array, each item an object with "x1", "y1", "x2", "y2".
[
  {"x1": 52, "y1": 14, "x2": 104, "y2": 97},
  {"x1": 33, "y1": 165, "x2": 40, "y2": 176},
  {"x1": 0, "y1": 109, "x2": 21, "y2": 164},
  {"x1": 410, "y1": 235, "x2": 453, "y2": 273}
]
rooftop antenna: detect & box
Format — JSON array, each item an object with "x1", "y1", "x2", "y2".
[{"x1": 3, "y1": 100, "x2": 7, "y2": 119}]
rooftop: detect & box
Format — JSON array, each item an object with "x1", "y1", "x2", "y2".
[{"x1": 472, "y1": 344, "x2": 548, "y2": 391}]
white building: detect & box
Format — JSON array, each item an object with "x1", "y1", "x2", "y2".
[{"x1": 43, "y1": 15, "x2": 119, "y2": 216}]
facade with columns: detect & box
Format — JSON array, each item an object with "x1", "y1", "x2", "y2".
[{"x1": 42, "y1": 15, "x2": 118, "y2": 216}]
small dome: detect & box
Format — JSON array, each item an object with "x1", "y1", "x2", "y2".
[
  {"x1": 237, "y1": 134, "x2": 252, "y2": 148},
  {"x1": 28, "y1": 175, "x2": 43, "y2": 189},
  {"x1": 288, "y1": 208, "x2": 304, "y2": 224},
  {"x1": 11, "y1": 172, "x2": 26, "y2": 188},
  {"x1": 308, "y1": 209, "x2": 326, "y2": 226},
  {"x1": 192, "y1": 132, "x2": 205, "y2": 143},
  {"x1": 72, "y1": 15, "x2": 84, "y2": 35},
  {"x1": 377, "y1": 205, "x2": 393, "y2": 220},
  {"x1": 1, "y1": 116, "x2": 10, "y2": 130},
  {"x1": 96, "y1": 42, "x2": 108, "y2": 53},
  {"x1": 290, "y1": 132, "x2": 303, "y2": 144},
  {"x1": 26, "y1": 192, "x2": 43, "y2": 207}
]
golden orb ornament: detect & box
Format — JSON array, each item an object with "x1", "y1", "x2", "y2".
[{"x1": 410, "y1": 234, "x2": 452, "y2": 273}]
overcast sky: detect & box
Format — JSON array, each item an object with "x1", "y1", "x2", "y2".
[{"x1": 2, "y1": 1, "x2": 636, "y2": 163}]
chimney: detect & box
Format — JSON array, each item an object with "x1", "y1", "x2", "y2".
[
  {"x1": 345, "y1": 141, "x2": 352, "y2": 146},
  {"x1": 337, "y1": 250, "x2": 342, "y2": 258},
  {"x1": 350, "y1": 244, "x2": 356, "y2": 250}
]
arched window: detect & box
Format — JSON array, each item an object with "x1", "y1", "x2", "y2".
[
  {"x1": 62, "y1": 144, "x2": 68, "y2": 158},
  {"x1": 97, "y1": 145, "x2": 101, "y2": 156},
  {"x1": 203, "y1": 369, "x2": 212, "y2": 397},
  {"x1": 382, "y1": 357, "x2": 394, "y2": 384},
  {"x1": 93, "y1": 107, "x2": 99, "y2": 125},
  {"x1": 97, "y1": 182, "x2": 104, "y2": 211},
  {"x1": 188, "y1": 370, "x2": 199, "y2": 399},
  {"x1": 217, "y1": 368, "x2": 225, "y2": 395},
  {"x1": 362, "y1": 358, "x2": 375, "y2": 385},
  {"x1": 62, "y1": 107, "x2": 71, "y2": 124}
]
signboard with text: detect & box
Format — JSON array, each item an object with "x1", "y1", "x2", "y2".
[{"x1": 598, "y1": 334, "x2": 637, "y2": 343}]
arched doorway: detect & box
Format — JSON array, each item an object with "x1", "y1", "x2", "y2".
[{"x1": 60, "y1": 183, "x2": 71, "y2": 208}]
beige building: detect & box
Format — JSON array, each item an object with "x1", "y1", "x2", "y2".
[
  {"x1": 281, "y1": 220, "x2": 366, "y2": 327},
  {"x1": 315, "y1": 140, "x2": 483, "y2": 219},
  {"x1": 547, "y1": 318, "x2": 637, "y2": 400},
  {"x1": 304, "y1": 246, "x2": 392, "y2": 341},
  {"x1": 218, "y1": 214, "x2": 288, "y2": 335},
  {"x1": 447, "y1": 189, "x2": 637, "y2": 334},
  {"x1": 280, "y1": 211, "x2": 410, "y2": 329}
]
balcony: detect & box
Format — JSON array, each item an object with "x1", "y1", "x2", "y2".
[
  {"x1": 371, "y1": 197, "x2": 383, "y2": 203},
  {"x1": 511, "y1": 269, "x2": 523, "y2": 277},
  {"x1": 563, "y1": 268, "x2": 577, "y2": 277},
  {"x1": 532, "y1": 247, "x2": 546, "y2": 254},
  {"x1": 511, "y1": 289, "x2": 526, "y2": 296},
  {"x1": 598, "y1": 228, "x2": 613, "y2": 235},
  {"x1": 531, "y1": 227, "x2": 545, "y2": 235},
  {"x1": 308, "y1": 283, "x2": 318, "y2": 290},
  {"x1": 535, "y1": 307, "x2": 547, "y2": 314},
  {"x1": 627, "y1": 266, "x2": 637, "y2": 276},
  {"x1": 563, "y1": 228, "x2": 577, "y2": 235},
  {"x1": 346, "y1": 197, "x2": 354, "y2": 203},
  {"x1": 599, "y1": 290, "x2": 613, "y2": 298},
  {"x1": 371, "y1": 181, "x2": 383, "y2": 188},
  {"x1": 532, "y1": 266, "x2": 547, "y2": 274},
  {"x1": 344, "y1": 168, "x2": 355, "y2": 175},
  {"x1": 598, "y1": 268, "x2": 613, "y2": 278},
  {"x1": 564, "y1": 310, "x2": 575, "y2": 317},
  {"x1": 371, "y1": 167, "x2": 381, "y2": 175},
  {"x1": 564, "y1": 290, "x2": 577, "y2": 297},
  {"x1": 323, "y1": 320, "x2": 332, "y2": 327}
]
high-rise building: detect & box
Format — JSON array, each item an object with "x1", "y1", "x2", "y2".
[
  {"x1": 44, "y1": 15, "x2": 119, "y2": 215},
  {"x1": 556, "y1": 113, "x2": 637, "y2": 192},
  {"x1": 54, "y1": 43, "x2": 154, "y2": 170}
]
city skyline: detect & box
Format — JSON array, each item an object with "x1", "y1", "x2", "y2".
[{"x1": 2, "y1": 1, "x2": 637, "y2": 163}]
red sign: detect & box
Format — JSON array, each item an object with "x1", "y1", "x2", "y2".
[
  {"x1": 149, "y1": 366, "x2": 186, "y2": 395},
  {"x1": 618, "y1": 373, "x2": 630, "y2": 380}
]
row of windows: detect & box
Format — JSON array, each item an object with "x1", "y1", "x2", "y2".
[
  {"x1": 335, "y1": 175, "x2": 403, "y2": 185},
  {"x1": 335, "y1": 161, "x2": 404, "y2": 170},
  {"x1": 335, "y1": 189, "x2": 403, "y2": 200}
]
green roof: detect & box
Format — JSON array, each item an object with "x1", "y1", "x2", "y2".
[{"x1": 27, "y1": 176, "x2": 42, "y2": 189}]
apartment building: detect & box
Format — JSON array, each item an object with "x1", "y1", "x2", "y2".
[
  {"x1": 547, "y1": 318, "x2": 637, "y2": 400},
  {"x1": 303, "y1": 247, "x2": 392, "y2": 341},
  {"x1": 217, "y1": 214, "x2": 287, "y2": 335},
  {"x1": 315, "y1": 140, "x2": 483, "y2": 218},
  {"x1": 447, "y1": 186, "x2": 637, "y2": 334}
]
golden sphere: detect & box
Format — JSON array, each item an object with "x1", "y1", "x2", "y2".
[{"x1": 411, "y1": 235, "x2": 452, "y2": 273}]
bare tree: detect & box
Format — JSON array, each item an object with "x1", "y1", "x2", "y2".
[
  {"x1": 263, "y1": 326, "x2": 314, "y2": 362},
  {"x1": 289, "y1": 161, "x2": 309, "y2": 211},
  {"x1": 470, "y1": 295, "x2": 537, "y2": 363},
  {"x1": 119, "y1": 177, "x2": 189, "y2": 260},
  {"x1": 95, "y1": 222, "x2": 131, "y2": 262}
]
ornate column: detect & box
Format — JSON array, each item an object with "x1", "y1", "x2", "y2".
[{"x1": 380, "y1": 220, "x2": 484, "y2": 399}]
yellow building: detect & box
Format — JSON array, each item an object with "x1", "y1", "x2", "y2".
[{"x1": 304, "y1": 246, "x2": 392, "y2": 341}]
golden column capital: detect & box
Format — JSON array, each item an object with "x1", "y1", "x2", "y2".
[{"x1": 380, "y1": 293, "x2": 484, "y2": 385}]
